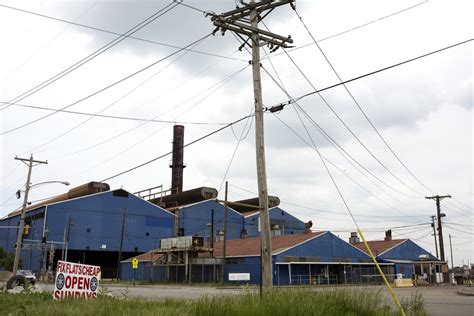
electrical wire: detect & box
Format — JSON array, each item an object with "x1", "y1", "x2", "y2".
[
  {"x1": 1, "y1": 0, "x2": 101, "y2": 81},
  {"x1": 265, "y1": 0, "x2": 429, "y2": 59},
  {"x1": 260, "y1": 66, "x2": 425, "y2": 215},
  {"x1": 218, "y1": 105, "x2": 254, "y2": 194},
  {"x1": 266, "y1": 23, "x2": 424, "y2": 199},
  {"x1": 0, "y1": 3, "x2": 246, "y2": 63},
  {"x1": 0, "y1": 32, "x2": 213, "y2": 136},
  {"x1": 50, "y1": 64, "x2": 249, "y2": 163},
  {"x1": 444, "y1": 225, "x2": 474, "y2": 236},
  {"x1": 0, "y1": 102, "x2": 227, "y2": 125},
  {"x1": 293, "y1": 7, "x2": 431, "y2": 197},
  {"x1": 22, "y1": 36, "x2": 210, "y2": 156},
  {"x1": 270, "y1": 39, "x2": 473, "y2": 112},
  {"x1": 0, "y1": 1, "x2": 179, "y2": 112},
  {"x1": 99, "y1": 113, "x2": 255, "y2": 182}
]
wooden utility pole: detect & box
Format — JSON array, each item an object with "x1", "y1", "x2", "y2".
[
  {"x1": 209, "y1": 0, "x2": 294, "y2": 291},
  {"x1": 449, "y1": 233, "x2": 455, "y2": 284},
  {"x1": 12, "y1": 155, "x2": 47, "y2": 276},
  {"x1": 426, "y1": 195, "x2": 451, "y2": 261},
  {"x1": 221, "y1": 181, "x2": 229, "y2": 285},
  {"x1": 430, "y1": 215, "x2": 439, "y2": 259},
  {"x1": 116, "y1": 207, "x2": 127, "y2": 281}
]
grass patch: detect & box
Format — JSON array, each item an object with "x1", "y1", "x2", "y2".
[{"x1": 0, "y1": 288, "x2": 426, "y2": 315}]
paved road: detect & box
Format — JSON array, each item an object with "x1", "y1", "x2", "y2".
[
  {"x1": 392, "y1": 286, "x2": 473, "y2": 316},
  {"x1": 34, "y1": 283, "x2": 474, "y2": 315}
]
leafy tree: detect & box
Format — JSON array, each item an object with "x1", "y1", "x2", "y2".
[{"x1": 0, "y1": 247, "x2": 22, "y2": 271}]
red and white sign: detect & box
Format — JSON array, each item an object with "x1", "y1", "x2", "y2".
[{"x1": 53, "y1": 260, "x2": 101, "y2": 300}]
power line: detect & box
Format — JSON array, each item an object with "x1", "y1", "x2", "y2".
[
  {"x1": 444, "y1": 224, "x2": 474, "y2": 236},
  {"x1": 22, "y1": 35, "x2": 210, "y2": 155},
  {"x1": 269, "y1": 109, "x2": 423, "y2": 218},
  {"x1": 218, "y1": 105, "x2": 254, "y2": 194},
  {"x1": 100, "y1": 113, "x2": 254, "y2": 182},
  {"x1": 49, "y1": 64, "x2": 249, "y2": 162},
  {"x1": 0, "y1": 102, "x2": 227, "y2": 125},
  {"x1": 451, "y1": 199, "x2": 474, "y2": 211},
  {"x1": 1, "y1": 0, "x2": 101, "y2": 81},
  {"x1": 266, "y1": 21, "x2": 425, "y2": 198},
  {"x1": 0, "y1": 3, "x2": 246, "y2": 64},
  {"x1": 293, "y1": 7, "x2": 430, "y2": 197},
  {"x1": 271, "y1": 39, "x2": 473, "y2": 109},
  {"x1": 0, "y1": 32, "x2": 212, "y2": 136},
  {"x1": 0, "y1": 1, "x2": 179, "y2": 112},
  {"x1": 266, "y1": 0, "x2": 429, "y2": 59},
  {"x1": 261, "y1": 65, "x2": 422, "y2": 204}
]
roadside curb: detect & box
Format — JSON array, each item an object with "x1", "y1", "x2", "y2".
[{"x1": 457, "y1": 287, "x2": 474, "y2": 296}]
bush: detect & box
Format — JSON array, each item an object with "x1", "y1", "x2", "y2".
[{"x1": 0, "y1": 247, "x2": 21, "y2": 271}]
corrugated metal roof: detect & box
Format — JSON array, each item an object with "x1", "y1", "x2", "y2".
[
  {"x1": 122, "y1": 252, "x2": 164, "y2": 263},
  {"x1": 353, "y1": 239, "x2": 407, "y2": 256},
  {"x1": 208, "y1": 232, "x2": 326, "y2": 258}
]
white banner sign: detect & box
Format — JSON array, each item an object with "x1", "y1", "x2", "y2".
[
  {"x1": 53, "y1": 260, "x2": 101, "y2": 300},
  {"x1": 228, "y1": 273, "x2": 250, "y2": 281}
]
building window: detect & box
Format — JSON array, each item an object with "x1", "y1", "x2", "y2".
[
  {"x1": 86, "y1": 228, "x2": 91, "y2": 233},
  {"x1": 145, "y1": 232, "x2": 150, "y2": 236}
]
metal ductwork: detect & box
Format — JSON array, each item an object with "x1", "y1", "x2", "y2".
[
  {"x1": 7, "y1": 181, "x2": 110, "y2": 217},
  {"x1": 170, "y1": 125, "x2": 185, "y2": 194},
  {"x1": 227, "y1": 196, "x2": 280, "y2": 213},
  {"x1": 149, "y1": 187, "x2": 218, "y2": 209}
]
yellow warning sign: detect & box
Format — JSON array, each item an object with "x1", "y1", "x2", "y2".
[{"x1": 132, "y1": 258, "x2": 138, "y2": 269}]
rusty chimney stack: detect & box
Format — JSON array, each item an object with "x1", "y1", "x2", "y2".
[
  {"x1": 384, "y1": 229, "x2": 392, "y2": 241},
  {"x1": 170, "y1": 125, "x2": 185, "y2": 194}
]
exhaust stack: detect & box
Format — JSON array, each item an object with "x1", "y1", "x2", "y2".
[{"x1": 170, "y1": 125, "x2": 185, "y2": 194}]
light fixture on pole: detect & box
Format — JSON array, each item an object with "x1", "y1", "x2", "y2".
[{"x1": 12, "y1": 176, "x2": 69, "y2": 276}]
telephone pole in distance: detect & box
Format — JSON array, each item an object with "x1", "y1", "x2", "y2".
[{"x1": 425, "y1": 195, "x2": 451, "y2": 261}]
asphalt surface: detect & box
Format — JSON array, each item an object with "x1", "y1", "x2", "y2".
[{"x1": 25, "y1": 283, "x2": 474, "y2": 315}]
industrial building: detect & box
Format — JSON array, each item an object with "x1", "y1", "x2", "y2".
[
  {"x1": 120, "y1": 231, "x2": 398, "y2": 285},
  {"x1": 1, "y1": 126, "x2": 444, "y2": 286},
  {"x1": 0, "y1": 183, "x2": 175, "y2": 278},
  {"x1": 351, "y1": 230, "x2": 447, "y2": 283}
]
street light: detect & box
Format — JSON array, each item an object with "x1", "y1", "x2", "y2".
[
  {"x1": 12, "y1": 180, "x2": 70, "y2": 276},
  {"x1": 16, "y1": 181, "x2": 70, "y2": 199}
]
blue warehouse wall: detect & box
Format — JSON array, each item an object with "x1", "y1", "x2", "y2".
[
  {"x1": 178, "y1": 200, "x2": 243, "y2": 241},
  {"x1": 120, "y1": 262, "x2": 166, "y2": 282},
  {"x1": 45, "y1": 190, "x2": 174, "y2": 253},
  {"x1": 274, "y1": 232, "x2": 371, "y2": 263},
  {"x1": 244, "y1": 207, "x2": 306, "y2": 238},
  {"x1": 0, "y1": 207, "x2": 47, "y2": 272},
  {"x1": 224, "y1": 256, "x2": 261, "y2": 284},
  {"x1": 380, "y1": 240, "x2": 437, "y2": 261},
  {"x1": 395, "y1": 263, "x2": 414, "y2": 278}
]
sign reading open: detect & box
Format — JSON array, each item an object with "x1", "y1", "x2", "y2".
[{"x1": 53, "y1": 260, "x2": 101, "y2": 300}]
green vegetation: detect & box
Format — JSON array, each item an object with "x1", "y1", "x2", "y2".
[
  {"x1": 0, "y1": 247, "x2": 21, "y2": 271},
  {"x1": 0, "y1": 288, "x2": 426, "y2": 316}
]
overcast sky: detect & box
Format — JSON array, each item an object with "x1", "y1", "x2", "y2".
[{"x1": 0, "y1": 0, "x2": 472, "y2": 266}]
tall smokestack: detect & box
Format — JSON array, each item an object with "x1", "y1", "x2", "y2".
[{"x1": 170, "y1": 125, "x2": 185, "y2": 194}]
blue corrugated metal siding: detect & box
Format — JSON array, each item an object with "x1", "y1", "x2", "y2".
[
  {"x1": 0, "y1": 207, "x2": 47, "y2": 272},
  {"x1": 244, "y1": 207, "x2": 306, "y2": 237},
  {"x1": 224, "y1": 256, "x2": 261, "y2": 284},
  {"x1": 274, "y1": 232, "x2": 371, "y2": 263},
  {"x1": 45, "y1": 191, "x2": 174, "y2": 253},
  {"x1": 380, "y1": 240, "x2": 437, "y2": 261},
  {"x1": 0, "y1": 190, "x2": 174, "y2": 273},
  {"x1": 120, "y1": 262, "x2": 166, "y2": 282},
  {"x1": 179, "y1": 200, "x2": 243, "y2": 240},
  {"x1": 395, "y1": 263, "x2": 414, "y2": 278}
]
